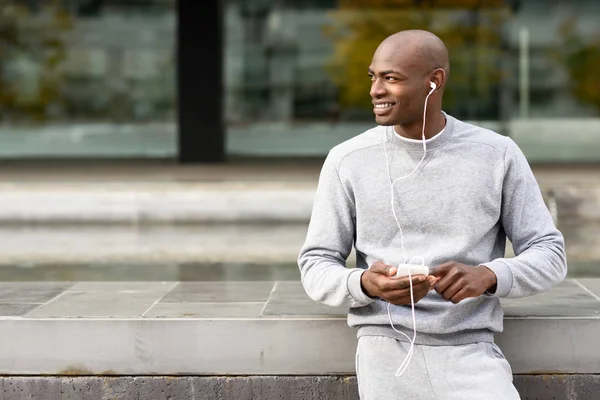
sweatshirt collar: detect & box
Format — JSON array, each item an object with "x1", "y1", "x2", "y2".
[{"x1": 383, "y1": 112, "x2": 454, "y2": 152}]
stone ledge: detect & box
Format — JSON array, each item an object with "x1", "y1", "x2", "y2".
[
  {"x1": 0, "y1": 280, "x2": 598, "y2": 376},
  {"x1": 0, "y1": 317, "x2": 599, "y2": 376}
]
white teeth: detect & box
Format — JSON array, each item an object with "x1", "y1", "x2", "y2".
[{"x1": 375, "y1": 103, "x2": 394, "y2": 108}]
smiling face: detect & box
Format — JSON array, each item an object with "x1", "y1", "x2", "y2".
[{"x1": 368, "y1": 39, "x2": 433, "y2": 127}]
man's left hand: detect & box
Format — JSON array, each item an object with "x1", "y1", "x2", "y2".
[{"x1": 429, "y1": 261, "x2": 497, "y2": 304}]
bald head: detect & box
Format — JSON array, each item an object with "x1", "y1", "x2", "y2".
[
  {"x1": 368, "y1": 29, "x2": 449, "y2": 129},
  {"x1": 376, "y1": 29, "x2": 449, "y2": 80}
]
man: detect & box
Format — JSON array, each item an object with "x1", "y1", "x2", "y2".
[{"x1": 298, "y1": 30, "x2": 566, "y2": 399}]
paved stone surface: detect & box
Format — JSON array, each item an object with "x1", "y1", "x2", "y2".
[
  {"x1": 26, "y1": 282, "x2": 177, "y2": 318},
  {"x1": 25, "y1": 291, "x2": 157, "y2": 318},
  {"x1": 501, "y1": 280, "x2": 600, "y2": 317},
  {"x1": 0, "y1": 279, "x2": 599, "y2": 319},
  {"x1": 1, "y1": 375, "x2": 600, "y2": 399},
  {"x1": 0, "y1": 283, "x2": 73, "y2": 303},
  {"x1": 0, "y1": 303, "x2": 40, "y2": 317},
  {"x1": 262, "y1": 281, "x2": 348, "y2": 317},
  {"x1": 160, "y1": 282, "x2": 275, "y2": 303},
  {"x1": 576, "y1": 278, "x2": 600, "y2": 300}
]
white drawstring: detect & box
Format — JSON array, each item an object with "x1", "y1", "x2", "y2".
[{"x1": 387, "y1": 256, "x2": 424, "y2": 377}]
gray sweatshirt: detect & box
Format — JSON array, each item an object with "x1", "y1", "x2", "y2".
[{"x1": 298, "y1": 113, "x2": 567, "y2": 345}]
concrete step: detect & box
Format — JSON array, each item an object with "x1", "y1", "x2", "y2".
[
  {"x1": 0, "y1": 163, "x2": 599, "y2": 224},
  {"x1": 0, "y1": 182, "x2": 316, "y2": 224},
  {"x1": 0, "y1": 179, "x2": 599, "y2": 224},
  {"x1": 0, "y1": 224, "x2": 599, "y2": 277}
]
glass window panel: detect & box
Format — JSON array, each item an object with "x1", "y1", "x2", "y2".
[{"x1": 0, "y1": 0, "x2": 177, "y2": 158}]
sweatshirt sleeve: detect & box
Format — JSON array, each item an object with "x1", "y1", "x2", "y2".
[
  {"x1": 298, "y1": 153, "x2": 375, "y2": 308},
  {"x1": 482, "y1": 139, "x2": 567, "y2": 299}
]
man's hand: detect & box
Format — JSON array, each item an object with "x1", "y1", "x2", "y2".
[
  {"x1": 361, "y1": 261, "x2": 437, "y2": 306},
  {"x1": 430, "y1": 261, "x2": 497, "y2": 304}
]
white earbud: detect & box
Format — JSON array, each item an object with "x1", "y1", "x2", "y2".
[{"x1": 429, "y1": 81, "x2": 437, "y2": 91}]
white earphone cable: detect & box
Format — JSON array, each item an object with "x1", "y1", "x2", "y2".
[{"x1": 382, "y1": 84, "x2": 435, "y2": 377}]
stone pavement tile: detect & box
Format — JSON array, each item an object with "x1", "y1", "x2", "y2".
[
  {"x1": 575, "y1": 279, "x2": 600, "y2": 300},
  {"x1": 68, "y1": 282, "x2": 176, "y2": 292},
  {"x1": 265, "y1": 281, "x2": 310, "y2": 302},
  {"x1": 501, "y1": 280, "x2": 600, "y2": 317},
  {"x1": 25, "y1": 282, "x2": 178, "y2": 318},
  {"x1": 160, "y1": 282, "x2": 275, "y2": 303},
  {"x1": 262, "y1": 281, "x2": 348, "y2": 317},
  {"x1": 0, "y1": 303, "x2": 40, "y2": 317},
  {"x1": 0, "y1": 282, "x2": 73, "y2": 303},
  {"x1": 144, "y1": 302, "x2": 265, "y2": 318}
]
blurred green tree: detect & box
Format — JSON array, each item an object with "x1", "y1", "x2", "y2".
[
  {"x1": 557, "y1": 17, "x2": 600, "y2": 115},
  {"x1": 322, "y1": 0, "x2": 512, "y2": 119},
  {"x1": 0, "y1": 1, "x2": 71, "y2": 122}
]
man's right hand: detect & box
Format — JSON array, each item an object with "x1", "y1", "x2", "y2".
[{"x1": 361, "y1": 261, "x2": 436, "y2": 306}]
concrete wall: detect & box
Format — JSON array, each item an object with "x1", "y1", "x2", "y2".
[{"x1": 1, "y1": 375, "x2": 599, "y2": 400}]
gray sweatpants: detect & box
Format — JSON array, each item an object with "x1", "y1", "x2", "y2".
[{"x1": 355, "y1": 336, "x2": 521, "y2": 400}]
